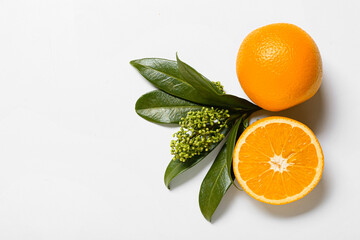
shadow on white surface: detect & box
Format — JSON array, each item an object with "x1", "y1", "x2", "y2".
[
  {"x1": 153, "y1": 123, "x2": 179, "y2": 128},
  {"x1": 251, "y1": 82, "x2": 327, "y2": 136},
  {"x1": 277, "y1": 86, "x2": 326, "y2": 135}
]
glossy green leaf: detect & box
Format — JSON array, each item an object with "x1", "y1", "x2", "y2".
[
  {"x1": 135, "y1": 90, "x2": 203, "y2": 124},
  {"x1": 130, "y1": 58, "x2": 212, "y2": 106},
  {"x1": 130, "y1": 57, "x2": 260, "y2": 111},
  {"x1": 226, "y1": 118, "x2": 245, "y2": 180},
  {"x1": 176, "y1": 55, "x2": 260, "y2": 111},
  {"x1": 164, "y1": 125, "x2": 232, "y2": 189},
  {"x1": 176, "y1": 54, "x2": 220, "y2": 97},
  {"x1": 199, "y1": 142, "x2": 232, "y2": 222},
  {"x1": 199, "y1": 118, "x2": 243, "y2": 222}
]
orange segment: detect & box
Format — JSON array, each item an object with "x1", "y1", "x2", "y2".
[
  {"x1": 237, "y1": 161, "x2": 271, "y2": 181},
  {"x1": 288, "y1": 144, "x2": 318, "y2": 168},
  {"x1": 265, "y1": 123, "x2": 293, "y2": 155},
  {"x1": 244, "y1": 126, "x2": 273, "y2": 156},
  {"x1": 246, "y1": 170, "x2": 273, "y2": 196},
  {"x1": 264, "y1": 172, "x2": 286, "y2": 200},
  {"x1": 233, "y1": 116, "x2": 324, "y2": 205},
  {"x1": 282, "y1": 126, "x2": 312, "y2": 158}
]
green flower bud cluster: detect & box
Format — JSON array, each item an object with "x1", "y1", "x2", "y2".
[
  {"x1": 170, "y1": 107, "x2": 230, "y2": 162},
  {"x1": 212, "y1": 81, "x2": 225, "y2": 93}
]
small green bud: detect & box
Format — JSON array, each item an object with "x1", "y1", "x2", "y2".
[{"x1": 170, "y1": 106, "x2": 230, "y2": 162}]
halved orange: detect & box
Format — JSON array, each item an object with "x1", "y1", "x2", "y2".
[{"x1": 233, "y1": 116, "x2": 324, "y2": 205}]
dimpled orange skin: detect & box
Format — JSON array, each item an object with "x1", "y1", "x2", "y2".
[{"x1": 236, "y1": 23, "x2": 323, "y2": 111}]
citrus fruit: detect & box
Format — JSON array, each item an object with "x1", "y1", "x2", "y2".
[
  {"x1": 233, "y1": 116, "x2": 324, "y2": 205},
  {"x1": 236, "y1": 23, "x2": 322, "y2": 111}
]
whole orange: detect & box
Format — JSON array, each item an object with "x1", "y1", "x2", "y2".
[{"x1": 236, "y1": 23, "x2": 322, "y2": 111}]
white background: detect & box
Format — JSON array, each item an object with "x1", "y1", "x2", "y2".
[{"x1": 0, "y1": 0, "x2": 359, "y2": 239}]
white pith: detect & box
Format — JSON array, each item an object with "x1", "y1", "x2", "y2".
[{"x1": 269, "y1": 154, "x2": 293, "y2": 173}]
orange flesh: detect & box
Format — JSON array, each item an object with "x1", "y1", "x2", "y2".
[{"x1": 233, "y1": 117, "x2": 323, "y2": 204}]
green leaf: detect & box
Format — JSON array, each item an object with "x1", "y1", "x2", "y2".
[
  {"x1": 130, "y1": 57, "x2": 260, "y2": 111},
  {"x1": 130, "y1": 58, "x2": 212, "y2": 106},
  {"x1": 226, "y1": 118, "x2": 245, "y2": 180},
  {"x1": 135, "y1": 90, "x2": 203, "y2": 124},
  {"x1": 198, "y1": 118, "x2": 244, "y2": 222},
  {"x1": 176, "y1": 55, "x2": 260, "y2": 111},
  {"x1": 176, "y1": 54, "x2": 221, "y2": 97},
  {"x1": 164, "y1": 124, "x2": 232, "y2": 189},
  {"x1": 199, "y1": 142, "x2": 232, "y2": 222},
  {"x1": 218, "y1": 94, "x2": 261, "y2": 111}
]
